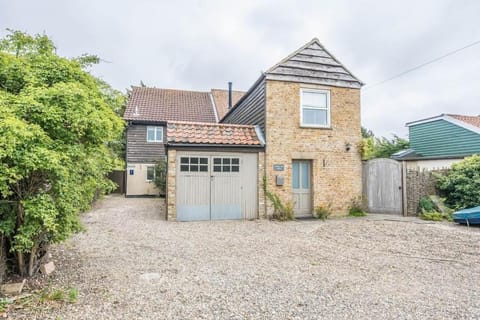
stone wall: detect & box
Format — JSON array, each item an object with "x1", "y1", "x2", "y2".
[
  {"x1": 166, "y1": 149, "x2": 177, "y2": 221},
  {"x1": 405, "y1": 168, "x2": 446, "y2": 216},
  {"x1": 264, "y1": 80, "x2": 362, "y2": 216}
]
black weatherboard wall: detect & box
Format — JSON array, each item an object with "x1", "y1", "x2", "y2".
[
  {"x1": 126, "y1": 124, "x2": 165, "y2": 163},
  {"x1": 222, "y1": 76, "x2": 266, "y2": 134}
]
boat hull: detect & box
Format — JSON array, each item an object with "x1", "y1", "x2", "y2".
[{"x1": 452, "y1": 206, "x2": 480, "y2": 225}]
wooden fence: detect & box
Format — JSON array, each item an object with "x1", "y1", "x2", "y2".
[
  {"x1": 363, "y1": 159, "x2": 446, "y2": 216},
  {"x1": 108, "y1": 170, "x2": 126, "y2": 194}
]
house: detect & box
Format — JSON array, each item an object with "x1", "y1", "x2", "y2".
[
  {"x1": 125, "y1": 38, "x2": 364, "y2": 221},
  {"x1": 392, "y1": 114, "x2": 480, "y2": 170},
  {"x1": 219, "y1": 38, "x2": 363, "y2": 218},
  {"x1": 123, "y1": 87, "x2": 245, "y2": 196}
]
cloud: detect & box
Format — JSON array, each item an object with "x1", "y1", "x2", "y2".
[{"x1": 1, "y1": 0, "x2": 479, "y2": 137}]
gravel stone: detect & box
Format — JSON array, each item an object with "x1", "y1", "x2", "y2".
[{"x1": 11, "y1": 195, "x2": 480, "y2": 319}]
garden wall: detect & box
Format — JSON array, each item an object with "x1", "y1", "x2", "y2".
[{"x1": 405, "y1": 169, "x2": 447, "y2": 216}]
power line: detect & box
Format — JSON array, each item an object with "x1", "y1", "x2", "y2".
[{"x1": 364, "y1": 39, "x2": 480, "y2": 91}]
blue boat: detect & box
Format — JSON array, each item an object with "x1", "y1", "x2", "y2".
[{"x1": 453, "y1": 206, "x2": 480, "y2": 225}]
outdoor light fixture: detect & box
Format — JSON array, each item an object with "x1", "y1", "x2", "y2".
[{"x1": 345, "y1": 142, "x2": 351, "y2": 152}]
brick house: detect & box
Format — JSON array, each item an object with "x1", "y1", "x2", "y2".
[
  {"x1": 123, "y1": 87, "x2": 245, "y2": 196},
  {"x1": 222, "y1": 38, "x2": 363, "y2": 217},
  {"x1": 124, "y1": 38, "x2": 364, "y2": 220}
]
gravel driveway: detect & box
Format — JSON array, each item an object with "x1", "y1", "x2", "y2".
[{"x1": 13, "y1": 195, "x2": 480, "y2": 319}]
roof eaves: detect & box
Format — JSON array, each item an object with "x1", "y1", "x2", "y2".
[{"x1": 406, "y1": 114, "x2": 480, "y2": 135}]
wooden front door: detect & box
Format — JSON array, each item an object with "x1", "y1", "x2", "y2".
[{"x1": 292, "y1": 160, "x2": 312, "y2": 217}]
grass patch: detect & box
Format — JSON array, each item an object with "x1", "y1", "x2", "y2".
[{"x1": 68, "y1": 288, "x2": 78, "y2": 303}]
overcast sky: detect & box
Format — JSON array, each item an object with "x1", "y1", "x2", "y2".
[{"x1": 1, "y1": 0, "x2": 479, "y2": 137}]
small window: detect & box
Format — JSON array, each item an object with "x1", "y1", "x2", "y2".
[
  {"x1": 146, "y1": 166, "x2": 155, "y2": 181},
  {"x1": 213, "y1": 157, "x2": 240, "y2": 173},
  {"x1": 179, "y1": 157, "x2": 208, "y2": 172},
  {"x1": 147, "y1": 126, "x2": 163, "y2": 142},
  {"x1": 300, "y1": 89, "x2": 330, "y2": 128}
]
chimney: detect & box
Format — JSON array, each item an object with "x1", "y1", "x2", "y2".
[{"x1": 228, "y1": 82, "x2": 233, "y2": 109}]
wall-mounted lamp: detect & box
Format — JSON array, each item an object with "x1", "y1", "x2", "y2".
[{"x1": 345, "y1": 142, "x2": 352, "y2": 152}]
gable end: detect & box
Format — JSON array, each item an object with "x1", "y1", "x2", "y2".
[{"x1": 265, "y1": 38, "x2": 363, "y2": 89}]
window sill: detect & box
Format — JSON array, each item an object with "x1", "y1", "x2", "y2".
[
  {"x1": 300, "y1": 125, "x2": 332, "y2": 130},
  {"x1": 146, "y1": 140, "x2": 163, "y2": 143}
]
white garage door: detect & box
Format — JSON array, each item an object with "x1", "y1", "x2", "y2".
[{"x1": 176, "y1": 151, "x2": 258, "y2": 221}]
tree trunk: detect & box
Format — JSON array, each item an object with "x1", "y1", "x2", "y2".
[
  {"x1": 17, "y1": 252, "x2": 26, "y2": 276},
  {"x1": 28, "y1": 242, "x2": 38, "y2": 277}
]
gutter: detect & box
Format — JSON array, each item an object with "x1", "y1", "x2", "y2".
[{"x1": 166, "y1": 143, "x2": 264, "y2": 148}]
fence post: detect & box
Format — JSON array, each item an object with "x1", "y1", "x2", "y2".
[{"x1": 402, "y1": 161, "x2": 408, "y2": 216}]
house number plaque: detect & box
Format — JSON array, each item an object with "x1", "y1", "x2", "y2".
[{"x1": 273, "y1": 164, "x2": 285, "y2": 171}]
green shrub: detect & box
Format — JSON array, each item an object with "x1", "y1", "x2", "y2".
[
  {"x1": 420, "y1": 211, "x2": 453, "y2": 222},
  {"x1": 436, "y1": 155, "x2": 480, "y2": 209},
  {"x1": 0, "y1": 30, "x2": 124, "y2": 276},
  {"x1": 153, "y1": 158, "x2": 167, "y2": 195},
  {"x1": 418, "y1": 196, "x2": 437, "y2": 213},
  {"x1": 348, "y1": 196, "x2": 367, "y2": 217},
  {"x1": 315, "y1": 204, "x2": 332, "y2": 220},
  {"x1": 263, "y1": 176, "x2": 295, "y2": 221},
  {"x1": 418, "y1": 196, "x2": 453, "y2": 222}
]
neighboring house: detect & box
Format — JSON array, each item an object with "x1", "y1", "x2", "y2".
[
  {"x1": 392, "y1": 114, "x2": 480, "y2": 170},
  {"x1": 220, "y1": 38, "x2": 363, "y2": 218},
  {"x1": 125, "y1": 38, "x2": 364, "y2": 221},
  {"x1": 123, "y1": 87, "x2": 244, "y2": 196}
]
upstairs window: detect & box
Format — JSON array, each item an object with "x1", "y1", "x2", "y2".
[
  {"x1": 147, "y1": 126, "x2": 163, "y2": 142},
  {"x1": 300, "y1": 89, "x2": 330, "y2": 128}
]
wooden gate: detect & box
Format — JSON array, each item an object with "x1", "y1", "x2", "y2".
[{"x1": 363, "y1": 158, "x2": 403, "y2": 214}]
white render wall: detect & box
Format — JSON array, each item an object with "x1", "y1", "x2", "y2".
[
  {"x1": 126, "y1": 163, "x2": 159, "y2": 196},
  {"x1": 405, "y1": 158, "x2": 463, "y2": 171}
]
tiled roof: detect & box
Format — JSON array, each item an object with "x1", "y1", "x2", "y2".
[
  {"x1": 211, "y1": 89, "x2": 245, "y2": 120},
  {"x1": 448, "y1": 114, "x2": 480, "y2": 128},
  {"x1": 123, "y1": 87, "x2": 216, "y2": 123},
  {"x1": 166, "y1": 121, "x2": 263, "y2": 146}
]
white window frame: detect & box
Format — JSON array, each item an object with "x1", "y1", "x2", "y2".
[
  {"x1": 146, "y1": 126, "x2": 163, "y2": 142},
  {"x1": 300, "y1": 88, "x2": 331, "y2": 128},
  {"x1": 146, "y1": 166, "x2": 155, "y2": 181}
]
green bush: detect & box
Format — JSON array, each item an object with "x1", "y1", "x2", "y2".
[
  {"x1": 436, "y1": 155, "x2": 480, "y2": 209},
  {"x1": 348, "y1": 196, "x2": 367, "y2": 217},
  {"x1": 153, "y1": 158, "x2": 167, "y2": 195},
  {"x1": 0, "y1": 31, "x2": 124, "y2": 276},
  {"x1": 315, "y1": 204, "x2": 332, "y2": 220},
  {"x1": 262, "y1": 176, "x2": 295, "y2": 221},
  {"x1": 418, "y1": 196, "x2": 453, "y2": 222},
  {"x1": 418, "y1": 196, "x2": 437, "y2": 213}
]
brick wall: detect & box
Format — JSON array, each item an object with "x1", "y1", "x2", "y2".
[{"x1": 264, "y1": 80, "x2": 362, "y2": 216}]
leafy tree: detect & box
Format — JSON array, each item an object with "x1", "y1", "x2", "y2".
[
  {"x1": 360, "y1": 127, "x2": 409, "y2": 160},
  {"x1": 0, "y1": 30, "x2": 124, "y2": 276},
  {"x1": 361, "y1": 126, "x2": 374, "y2": 139},
  {"x1": 371, "y1": 135, "x2": 409, "y2": 159},
  {"x1": 436, "y1": 155, "x2": 480, "y2": 209}
]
